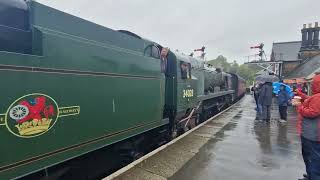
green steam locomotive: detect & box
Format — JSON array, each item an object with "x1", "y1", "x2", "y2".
[{"x1": 0, "y1": 1, "x2": 245, "y2": 179}]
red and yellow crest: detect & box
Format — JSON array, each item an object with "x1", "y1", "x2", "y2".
[{"x1": 0, "y1": 93, "x2": 80, "y2": 138}]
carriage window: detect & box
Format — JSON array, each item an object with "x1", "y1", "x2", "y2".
[{"x1": 180, "y1": 62, "x2": 191, "y2": 79}]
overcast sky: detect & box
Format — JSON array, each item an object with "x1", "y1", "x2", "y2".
[{"x1": 37, "y1": 0, "x2": 319, "y2": 64}]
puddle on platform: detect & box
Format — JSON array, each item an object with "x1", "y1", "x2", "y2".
[{"x1": 170, "y1": 95, "x2": 305, "y2": 180}]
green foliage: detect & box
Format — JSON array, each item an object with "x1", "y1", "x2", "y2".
[
  {"x1": 238, "y1": 64, "x2": 261, "y2": 85},
  {"x1": 207, "y1": 55, "x2": 262, "y2": 85},
  {"x1": 230, "y1": 60, "x2": 239, "y2": 74},
  {"x1": 207, "y1": 55, "x2": 231, "y2": 72}
]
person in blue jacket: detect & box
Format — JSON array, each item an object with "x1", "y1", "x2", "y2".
[{"x1": 277, "y1": 85, "x2": 291, "y2": 123}]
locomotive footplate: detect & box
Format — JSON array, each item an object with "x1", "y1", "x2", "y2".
[{"x1": 198, "y1": 90, "x2": 234, "y2": 101}]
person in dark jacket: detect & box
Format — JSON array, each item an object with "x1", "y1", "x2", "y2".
[
  {"x1": 294, "y1": 74, "x2": 320, "y2": 180},
  {"x1": 277, "y1": 85, "x2": 291, "y2": 123},
  {"x1": 251, "y1": 83, "x2": 261, "y2": 111},
  {"x1": 258, "y1": 82, "x2": 273, "y2": 121},
  {"x1": 302, "y1": 82, "x2": 309, "y2": 95}
]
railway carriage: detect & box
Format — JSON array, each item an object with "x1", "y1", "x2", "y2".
[
  {"x1": 230, "y1": 73, "x2": 246, "y2": 100},
  {"x1": 0, "y1": 1, "x2": 246, "y2": 179}
]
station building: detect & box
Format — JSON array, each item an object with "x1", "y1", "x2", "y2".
[{"x1": 270, "y1": 22, "x2": 320, "y2": 86}]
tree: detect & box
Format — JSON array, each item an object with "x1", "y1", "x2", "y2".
[
  {"x1": 229, "y1": 60, "x2": 239, "y2": 74},
  {"x1": 238, "y1": 64, "x2": 261, "y2": 85},
  {"x1": 207, "y1": 55, "x2": 231, "y2": 72}
]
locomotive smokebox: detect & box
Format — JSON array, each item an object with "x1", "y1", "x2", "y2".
[{"x1": 0, "y1": 0, "x2": 32, "y2": 54}]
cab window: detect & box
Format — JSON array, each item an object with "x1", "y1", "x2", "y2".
[
  {"x1": 144, "y1": 45, "x2": 160, "y2": 59},
  {"x1": 180, "y1": 62, "x2": 191, "y2": 79},
  {"x1": 144, "y1": 46, "x2": 152, "y2": 57},
  {"x1": 151, "y1": 46, "x2": 160, "y2": 59}
]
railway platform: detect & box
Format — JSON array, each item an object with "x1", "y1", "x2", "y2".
[{"x1": 106, "y1": 95, "x2": 305, "y2": 180}]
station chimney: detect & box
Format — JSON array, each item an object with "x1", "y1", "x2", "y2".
[
  {"x1": 301, "y1": 24, "x2": 308, "y2": 50},
  {"x1": 307, "y1": 23, "x2": 313, "y2": 49},
  {"x1": 300, "y1": 22, "x2": 320, "y2": 59},
  {"x1": 313, "y1": 22, "x2": 319, "y2": 49}
]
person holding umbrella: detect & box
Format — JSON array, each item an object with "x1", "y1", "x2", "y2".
[
  {"x1": 258, "y1": 80, "x2": 273, "y2": 122},
  {"x1": 255, "y1": 72, "x2": 280, "y2": 122},
  {"x1": 273, "y1": 82, "x2": 294, "y2": 97},
  {"x1": 277, "y1": 84, "x2": 291, "y2": 123},
  {"x1": 252, "y1": 82, "x2": 261, "y2": 111}
]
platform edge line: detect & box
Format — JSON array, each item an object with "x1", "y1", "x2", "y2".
[{"x1": 103, "y1": 98, "x2": 242, "y2": 180}]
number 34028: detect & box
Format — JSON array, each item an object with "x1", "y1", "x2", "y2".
[{"x1": 183, "y1": 89, "x2": 194, "y2": 98}]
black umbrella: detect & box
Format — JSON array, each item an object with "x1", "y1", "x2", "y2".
[{"x1": 256, "y1": 74, "x2": 279, "y2": 83}]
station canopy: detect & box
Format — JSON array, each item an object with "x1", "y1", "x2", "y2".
[{"x1": 285, "y1": 55, "x2": 320, "y2": 82}]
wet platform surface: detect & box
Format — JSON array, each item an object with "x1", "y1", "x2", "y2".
[{"x1": 170, "y1": 95, "x2": 305, "y2": 180}]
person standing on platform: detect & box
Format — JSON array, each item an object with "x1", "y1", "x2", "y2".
[
  {"x1": 297, "y1": 83, "x2": 303, "y2": 93},
  {"x1": 302, "y1": 82, "x2": 309, "y2": 95},
  {"x1": 294, "y1": 74, "x2": 320, "y2": 180},
  {"x1": 258, "y1": 81, "x2": 273, "y2": 122},
  {"x1": 277, "y1": 85, "x2": 291, "y2": 123},
  {"x1": 252, "y1": 83, "x2": 261, "y2": 111}
]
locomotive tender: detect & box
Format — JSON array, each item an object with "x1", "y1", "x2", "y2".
[{"x1": 0, "y1": 1, "x2": 245, "y2": 179}]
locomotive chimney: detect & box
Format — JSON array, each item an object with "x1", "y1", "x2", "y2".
[{"x1": 313, "y1": 22, "x2": 320, "y2": 49}]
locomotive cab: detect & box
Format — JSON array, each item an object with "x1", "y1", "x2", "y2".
[
  {"x1": 0, "y1": 0, "x2": 32, "y2": 54},
  {"x1": 174, "y1": 53, "x2": 198, "y2": 120}
]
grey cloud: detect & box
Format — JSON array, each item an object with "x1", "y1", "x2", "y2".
[{"x1": 38, "y1": 0, "x2": 320, "y2": 63}]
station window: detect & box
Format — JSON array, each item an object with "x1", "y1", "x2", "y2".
[{"x1": 180, "y1": 62, "x2": 191, "y2": 79}]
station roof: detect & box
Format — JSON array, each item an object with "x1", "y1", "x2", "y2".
[
  {"x1": 285, "y1": 55, "x2": 320, "y2": 79},
  {"x1": 270, "y1": 41, "x2": 301, "y2": 61},
  {"x1": 271, "y1": 40, "x2": 320, "y2": 62}
]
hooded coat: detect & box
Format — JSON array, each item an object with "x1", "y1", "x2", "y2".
[
  {"x1": 297, "y1": 74, "x2": 320, "y2": 142},
  {"x1": 258, "y1": 82, "x2": 273, "y2": 106},
  {"x1": 277, "y1": 88, "x2": 291, "y2": 106}
]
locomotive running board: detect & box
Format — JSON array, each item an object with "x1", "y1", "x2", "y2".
[{"x1": 198, "y1": 90, "x2": 234, "y2": 101}]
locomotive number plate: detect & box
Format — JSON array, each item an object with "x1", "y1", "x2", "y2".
[{"x1": 183, "y1": 89, "x2": 194, "y2": 98}]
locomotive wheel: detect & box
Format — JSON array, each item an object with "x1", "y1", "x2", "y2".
[{"x1": 9, "y1": 105, "x2": 29, "y2": 121}]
